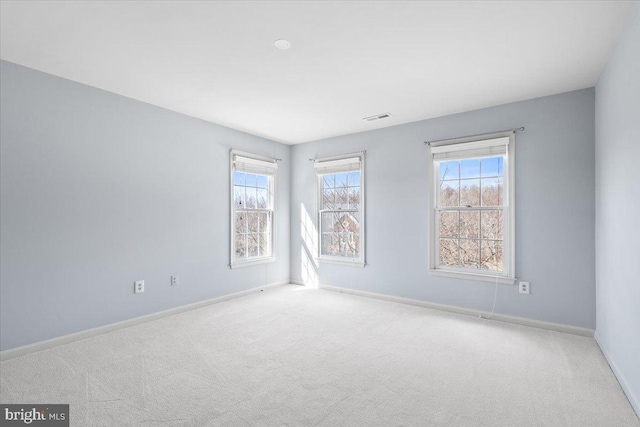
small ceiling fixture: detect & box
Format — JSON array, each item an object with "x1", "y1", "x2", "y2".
[
  {"x1": 363, "y1": 113, "x2": 392, "y2": 122},
  {"x1": 274, "y1": 39, "x2": 291, "y2": 50}
]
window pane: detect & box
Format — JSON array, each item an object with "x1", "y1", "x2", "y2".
[
  {"x1": 440, "y1": 161, "x2": 459, "y2": 180},
  {"x1": 321, "y1": 233, "x2": 339, "y2": 256},
  {"x1": 439, "y1": 238, "x2": 459, "y2": 267},
  {"x1": 481, "y1": 157, "x2": 503, "y2": 177},
  {"x1": 233, "y1": 171, "x2": 245, "y2": 186},
  {"x1": 481, "y1": 240, "x2": 503, "y2": 271},
  {"x1": 234, "y1": 185, "x2": 245, "y2": 208},
  {"x1": 352, "y1": 212, "x2": 361, "y2": 231},
  {"x1": 256, "y1": 175, "x2": 268, "y2": 189},
  {"x1": 257, "y1": 188, "x2": 268, "y2": 208},
  {"x1": 342, "y1": 233, "x2": 359, "y2": 257},
  {"x1": 481, "y1": 177, "x2": 503, "y2": 207},
  {"x1": 440, "y1": 181, "x2": 459, "y2": 207},
  {"x1": 323, "y1": 174, "x2": 335, "y2": 188},
  {"x1": 460, "y1": 179, "x2": 480, "y2": 207},
  {"x1": 323, "y1": 212, "x2": 360, "y2": 234},
  {"x1": 481, "y1": 210, "x2": 503, "y2": 240},
  {"x1": 336, "y1": 187, "x2": 349, "y2": 210},
  {"x1": 339, "y1": 212, "x2": 351, "y2": 233},
  {"x1": 440, "y1": 211, "x2": 459, "y2": 238},
  {"x1": 247, "y1": 212, "x2": 258, "y2": 233},
  {"x1": 234, "y1": 235, "x2": 246, "y2": 260},
  {"x1": 321, "y1": 212, "x2": 338, "y2": 233},
  {"x1": 258, "y1": 212, "x2": 268, "y2": 233},
  {"x1": 460, "y1": 211, "x2": 479, "y2": 239},
  {"x1": 348, "y1": 187, "x2": 360, "y2": 210},
  {"x1": 245, "y1": 187, "x2": 257, "y2": 209},
  {"x1": 460, "y1": 159, "x2": 480, "y2": 179},
  {"x1": 460, "y1": 239, "x2": 480, "y2": 269},
  {"x1": 246, "y1": 174, "x2": 257, "y2": 187},
  {"x1": 323, "y1": 188, "x2": 336, "y2": 209},
  {"x1": 248, "y1": 234, "x2": 259, "y2": 257},
  {"x1": 259, "y1": 233, "x2": 269, "y2": 257},
  {"x1": 335, "y1": 172, "x2": 347, "y2": 187},
  {"x1": 348, "y1": 171, "x2": 360, "y2": 186},
  {"x1": 341, "y1": 212, "x2": 360, "y2": 233},
  {"x1": 235, "y1": 212, "x2": 247, "y2": 233}
]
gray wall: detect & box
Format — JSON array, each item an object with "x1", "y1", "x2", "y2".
[
  {"x1": 0, "y1": 60, "x2": 602, "y2": 350},
  {"x1": 291, "y1": 89, "x2": 596, "y2": 329},
  {"x1": 0, "y1": 61, "x2": 290, "y2": 351},
  {"x1": 595, "y1": 3, "x2": 640, "y2": 416}
]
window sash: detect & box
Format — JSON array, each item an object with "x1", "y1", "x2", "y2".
[
  {"x1": 318, "y1": 207, "x2": 362, "y2": 259},
  {"x1": 435, "y1": 205, "x2": 508, "y2": 274},
  {"x1": 233, "y1": 205, "x2": 274, "y2": 261},
  {"x1": 234, "y1": 208, "x2": 273, "y2": 260},
  {"x1": 434, "y1": 207, "x2": 506, "y2": 272},
  {"x1": 434, "y1": 156, "x2": 508, "y2": 208}
]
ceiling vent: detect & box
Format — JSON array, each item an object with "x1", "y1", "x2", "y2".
[{"x1": 363, "y1": 113, "x2": 392, "y2": 122}]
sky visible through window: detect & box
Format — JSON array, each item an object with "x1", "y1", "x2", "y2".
[{"x1": 440, "y1": 157, "x2": 503, "y2": 180}]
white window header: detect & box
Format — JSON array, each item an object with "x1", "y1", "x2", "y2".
[
  {"x1": 233, "y1": 154, "x2": 278, "y2": 176},
  {"x1": 431, "y1": 137, "x2": 509, "y2": 161},
  {"x1": 314, "y1": 157, "x2": 361, "y2": 175}
]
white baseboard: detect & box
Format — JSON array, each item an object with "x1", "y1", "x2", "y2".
[
  {"x1": 0, "y1": 280, "x2": 290, "y2": 361},
  {"x1": 307, "y1": 282, "x2": 594, "y2": 337},
  {"x1": 595, "y1": 332, "x2": 640, "y2": 418}
]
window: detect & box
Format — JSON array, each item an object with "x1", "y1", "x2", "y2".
[
  {"x1": 429, "y1": 134, "x2": 515, "y2": 284},
  {"x1": 230, "y1": 150, "x2": 277, "y2": 268},
  {"x1": 315, "y1": 152, "x2": 365, "y2": 267}
]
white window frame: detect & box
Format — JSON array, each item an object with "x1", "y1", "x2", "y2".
[
  {"x1": 428, "y1": 132, "x2": 516, "y2": 285},
  {"x1": 229, "y1": 149, "x2": 277, "y2": 268},
  {"x1": 315, "y1": 151, "x2": 366, "y2": 267}
]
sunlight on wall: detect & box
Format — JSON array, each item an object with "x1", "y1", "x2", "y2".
[
  {"x1": 300, "y1": 203, "x2": 319, "y2": 288},
  {"x1": 301, "y1": 248, "x2": 318, "y2": 288}
]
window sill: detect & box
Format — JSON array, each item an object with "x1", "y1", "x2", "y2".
[
  {"x1": 230, "y1": 257, "x2": 276, "y2": 269},
  {"x1": 317, "y1": 258, "x2": 366, "y2": 268},
  {"x1": 429, "y1": 269, "x2": 515, "y2": 285}
]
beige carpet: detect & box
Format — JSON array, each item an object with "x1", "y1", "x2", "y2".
[{"x1": 1, "y1": 285, "x2": 638, "y2": 426}]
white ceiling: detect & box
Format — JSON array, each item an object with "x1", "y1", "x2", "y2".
[{"x1": 0, "y1": 1, "x2": 635, "y2": 144}]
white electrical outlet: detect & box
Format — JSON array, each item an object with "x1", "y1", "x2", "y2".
[
  {"x1": 134, "y1": 280, "x2": 145, "y2": 294},
  {"x1": 171, "y1": 275, "x2": 178, "y2": 286},
  {"x1": 519, "y1": 281, "x2": 530, "y2": 295}
]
